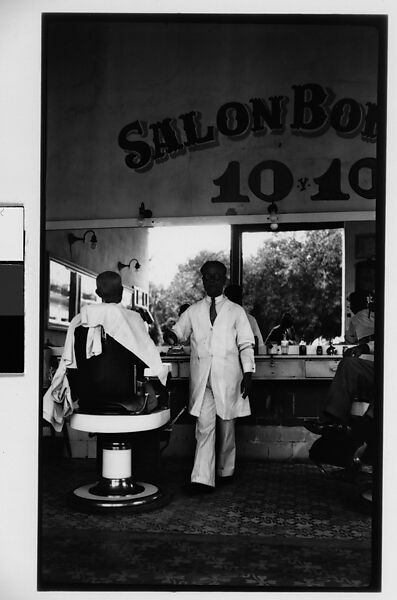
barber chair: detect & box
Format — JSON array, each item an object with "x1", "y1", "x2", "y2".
[{"x1": 67, "y1": 326, "x2": 172, "y2": 512}]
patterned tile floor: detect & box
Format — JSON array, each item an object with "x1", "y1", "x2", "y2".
[{"x1": 39, "y1": 458, "x2": 377, "y2": 590}]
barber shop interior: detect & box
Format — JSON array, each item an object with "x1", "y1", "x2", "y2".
[{"x1": 39, "y1": 13, "x2": 385, "y2": 591}]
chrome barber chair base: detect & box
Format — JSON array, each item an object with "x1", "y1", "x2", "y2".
[
  {"x1": 69, "y1": 408, "x2": 171, "y2": 513},
  {"x1": 70, "y1": 481, "x2": 171, "y2": 513}
]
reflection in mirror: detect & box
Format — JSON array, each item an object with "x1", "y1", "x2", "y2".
[
  {"x1": 48, "y1": 260, "x2": 72, "y2": 328},
  {"x1": 79, "y1": 272, "x2": 100, "y2": 309},
  {"x1": 122, "y1": 288, "x2": 133, "y2": 309}
]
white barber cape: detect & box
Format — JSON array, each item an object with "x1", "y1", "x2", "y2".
[
  {"x1": 43, "y1": 302, "x2": 168, "y2": 432},
  {"x1": 172, "y1": 295, "x2": 255, "y2": 420}
]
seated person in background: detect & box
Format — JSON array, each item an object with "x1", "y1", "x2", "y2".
[
  {"x1": 304, "y1": 338, "x2": 374, "y2": 434},
  {"x1": 345, "y1": 289, "x2": 375, "y2": 345},
  {"x1": 224, "y1": 284, "x2": 265, "y2": 352},
  {"x1": 264, "y1": 312, "x2": 298, "y2": 346},
  {"x1": 43, "y1": 271, "x2": 168, "y2": 431}
]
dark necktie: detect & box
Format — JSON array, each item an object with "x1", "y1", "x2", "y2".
[{"x1": 210, "y1": 297, "x2": 217, "y2": 325}]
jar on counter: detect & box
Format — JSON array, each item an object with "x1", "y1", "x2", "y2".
[{"x1": 281, "y1": 339, "x2": 289, "y2": 355}]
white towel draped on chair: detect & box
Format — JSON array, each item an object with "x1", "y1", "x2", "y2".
[{"x1": 43, "y1": 303, "x2": 168, "y2": 432}]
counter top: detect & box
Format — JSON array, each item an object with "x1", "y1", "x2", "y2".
[
  {"x1": 160, "y1": 353, "x2": 343, "y2": 360},
  {"x1": 160, "y1": 344, "x2": 352, "y2": 361},
  {"x1": 160, "y1": 353, "x2": 343, "y2": 380}
]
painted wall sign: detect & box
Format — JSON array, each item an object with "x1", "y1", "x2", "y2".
[
  {"x1": 45, "y1": 21, "x2": 379, "y2": 221},
  {"x1": 211, "y1": 157, "x2": 376, "y2": 205},
  {"x1": 118, "y1": 83, "x2": 377, "y2": 174}
]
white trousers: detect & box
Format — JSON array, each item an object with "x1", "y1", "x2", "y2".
[{"x1": 191, "y1": 382, "x2": 236, "y2": 487}]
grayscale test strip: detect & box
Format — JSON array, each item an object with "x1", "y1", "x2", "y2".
[{"x1": 0, "y1": 206, "x2": 24, "y2": 373}]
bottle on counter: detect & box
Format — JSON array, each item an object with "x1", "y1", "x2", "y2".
[
  {"x1": 316, "y1": 345, "x2": 323, "y2": 355},
  {"x1": 299, "y1": 339, "x2": 307, "y2": 355},
  {"x1": 326, "y1": 341, "x2": 337, "y2": 356},
  {"x1": 253, "y1": 335, "x2": 259, "y2": 355},
  {"x1": 281, "y1": 333, "x2": 289, "y2": 355}
]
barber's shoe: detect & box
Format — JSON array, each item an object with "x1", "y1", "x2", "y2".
[{"x1": 182, "y1": 482, "x2": 214, "y2": 496}]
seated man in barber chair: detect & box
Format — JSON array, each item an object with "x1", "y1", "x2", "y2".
[
  {"x1": 44, "y1": 272, "x2": 172, "y2": 510},
  {"x1": 43, "y1": 271, "x2": 169, "y2": 431},
  {"x1": 305, "y1": 290, "x2": 375, "y2": 434},
  {"x1": 304, "y1": 341, "x2": 374, "y2": 436},
  {"x1": 304, "y1": 292, "x2": 375, "y2": 486}
]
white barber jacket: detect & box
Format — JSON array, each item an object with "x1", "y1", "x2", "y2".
[{"x1": 172, "y1": 295, "x2": 255, "y2": 420}]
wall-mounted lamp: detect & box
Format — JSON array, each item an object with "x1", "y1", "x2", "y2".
[
  {"x1": 118, "y1": 258, "x2": 141, "y2": 271},
  {"x1": 268, "y1": 203, "x2": 279, "y2": 231},
  {"x1": 67, "y1": 229, "x2": 98, "y2": 250}
]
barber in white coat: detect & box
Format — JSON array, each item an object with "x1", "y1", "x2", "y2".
[{"x1": 164, "y1": 261, "x2": 255, "y2": 495}]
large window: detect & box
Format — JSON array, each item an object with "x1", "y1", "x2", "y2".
[
  {"x1": 240, "y1": 226, "x2": 344, "y2": 344},
  {"x1": 147, "y1": 224, "x2": 346, "y2": 344}
]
